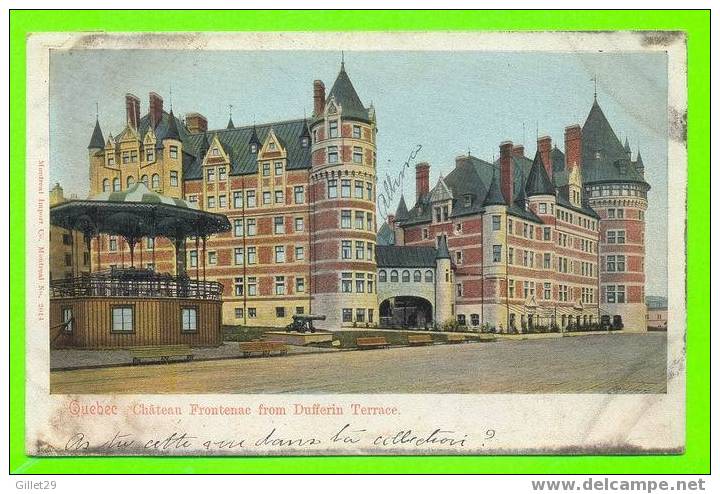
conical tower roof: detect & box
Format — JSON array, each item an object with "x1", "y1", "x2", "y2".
[
  {"x1": 624, "y1": 136, "x2": 631, "y2": 154},
  {"x1": 395, "y1": 195, "x2": 409, "y2": 221},
  {"x1": 249, "y1": 124, "x2": 261, "y2": 151},
  {"x1": 436, "y1": 235, "x2": 450, "y2": 260},
  {"x1": 635, "y1": 149, "x2": 644, "y2": 167},
  {"x1": 525, "y1": 150, "x2": 555, "y2": 197},
  {"x1": 88, "y1": 118, "x2": 105, "y2": 149},
  {"x1": 163, "y1": 110, "x2": 181, "y2": 141},
  {"x1": 483, "y1": 167, "x2": 506, "y2": 206},
  {"x1": 227, "y1": 116, "x2": 235, "y2": 129},
  {"x1": 326, "y1": 62, "x2": 370, "y2": 121}
]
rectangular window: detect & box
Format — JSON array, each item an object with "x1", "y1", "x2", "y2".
[
  {"x1": 218, "y1": 167, "x2": 227, "y2": 181},
  {"x1": 235, "y1": 307, "x2": 244, "y2": 319},
  {"x1": 275, "y1": 245, "x2": 285, "y2": 263},
  {"x1": 508, "y1": 248, "x2": 514, "y2": 265},
  {"x1": 207, "y1": 168, "x2": 215, "y2": 182},
  {"x1": 247, "y1": 247, "x2": 257, "y2": 265},
  {"x1": 456, "y1": 251, "x2": 463, "y2": 264},
  {"x1": 234, "y1": 277, "x2": 244, "y2": 296},
  {"x1": 366, "y1": 183, "x2": 373, "y2": 200},
  {"x1": 492, "y1": 215, "x2": 501, "y2": 231},
  {"x1": 275, "y1": 307, "x2": 285, "y2": 318},
  {"x1": 218, "y1": 195, "x2": 227, "y2": 208},
  {"x1": 207, "y1": 196, "x2": 216, "y2": 208},
  {"x1": 544, "y1": 227, "x2": 551, "y2": 241},
  {"x1": 493, "y1": 245, "x2": 502, "y2": 263},
  {"x1": 328, "y1": 179, "x2": 338, "y2": 198},
  {"x1": 111, "y1": 306, "x2": 133, "y2": 332},
  {"x1": 354, "y1": 180, "x2": 364, "y2": 198},
  {"x1": 341, "y1": 179, "x2": 351, "y2": 198},
  {"x1": 246, "y1": 191, "x2": 256, "y2": 208},
  {"x1": 507, "y1": 219, "x2": 513, "y2": 235},
  {"x1": 170, "y1": 171, "x2": 178, "y2": 187},
  {"x1": 508, "y1": 279, "x2": 515, "y2": 298},
  {"x1": 62, "y1": 307, "x2": 73, "y2": 333},
  {"x1": 616, "y1": 255, "x2": 626, "y2": 272},
  {"x1": 181, "y1": 307, "x2": 198, "y2": 332},
  {"x1": 248, "y1": 308, "x2": 257, "y2": 318},
  {"x1": 544, "y1": 282, "x2": 551, "y2": 300},
  {"x1": 294, "y1": 217, "x2": 304, "y2": 232},
  {"x1": 367, "y1": 242, "x2": 374, "y2": 261},
  {"x1": 543, "y1": 253, "x2": 551, "y2": 269},
  {"x1": 262, "y1": 163, "x2": 271, "y2": 176},
  {"x1": 294, "y1": 186, "x2": 305, "y2": 204},
  {"x1": 342, "y1": 308, "x2": 353, "y2": 323},
  {"x1": 275, "y1": 276, "x2": 285, "y2": 295},
  {"x1": 353, "y1": 125, "x2": 361, "y2": 139},
  {"x1": 342, "y1": 240, "x2": 352, "y2": 259},
  {"x1": 341, "y1": 210, "x2": 351, "y2": 229},
  {"x1": 539, "y1": 203, "x2": 547, "y2": 214},
  {"x1": 422, "y1": 228, "x2": 429, "y2": 239},
  {"x1": 329, "y1": 120, "x2": 339, "y2": 138},
  {"x1": 607, "y1": 255, "x2": 616, "y2": 272},
  {"x1": 367, "y1": 273, "x2": 375, "y2": 294},
  {"x1": 274, "y1": 161, "x2": 283, "y2": 175},
  {"x1": 355, "y1": 273, "x2": 365, "y2": 293},
  {"x1": 232, "y1": 191, "x2": 243, "y2": 209},
  {"x1": 234, "y1": 247, "x2": 244, "y2": 265},
  {"x1": 341, "y1": 272, "x2": 352, "y2": 293},
  {"x1": 328, "y1": 146, "x2": 339, "y2": 163},
  {"x1": 354, "y1": 211, "x2": 364, "y2": 229},
  {"x1": 169, "y1": 146, "x2": 178, "y2": 159},
  {"x1": 295, "y1": 246, "x2": 304, "y2": 260},
  {"x1": 263, "y1": 191, "x2": 271, "y2": 205},
  {"x1": 109, "y1": 237, "x2": 118, "y2": 252},
  {"x1": 247, "y1": 277, "x2": 257, "y2": 296},
  {"x1": 355, "y1": 308, "x2": 366, "y2": 322},
  {"x1": 122, "y1": 152, "x2": 130, "y2": 164},
  {"x1": 368, "y1": 308, "x2": 374, "y2": 323},
  {"x1": 355, "y1": 241, "x2": 365, "y2": 260},
  {"x1": 274, "y1": 190, "x2": 284, "y2": 204},
  {"x1": 353, "y1": 147, "x2": 363, "y2": 163},
  {"x1": 366, "y1": 213, "x2": 373, "y2": 231},
  {"x1": 234, "y1": 219, "x2": 244, "y2": 237},
  {"x1": 130, "y1": 150, "x2": 138, "y2": 162},
  {"x1": 207, "y1": 251, "x2": 217, "y2": 265},
  {"x1": 189, "y1": 250, "x2": 198, "y2": 268},
  {"x1": 274, "y1": 217, "x2": 285, "y2": 234},
  {"x1": 246, "y1": 219, "x2": 256, "y2": 236},
  {"x1": 295, "y1": 277, "x2": 305, "y2": 293}
]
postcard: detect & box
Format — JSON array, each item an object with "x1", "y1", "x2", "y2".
[{"x1": 25, "y1": 31, "x2": 686, "y2": 456}]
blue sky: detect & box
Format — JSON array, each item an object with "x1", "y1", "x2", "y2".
[{"x1": 50, "y1": 49, "x2": 668, "y2": 296}]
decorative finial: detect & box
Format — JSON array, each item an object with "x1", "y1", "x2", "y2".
[
  {"x1": 591, "y1": 74, "x2": 598, "y2": 100},
  {"x1": 95, "y1": 101, "x2": 99, "y2": 119},
  {"x1": 229, "y1": 104, "x2": 233, "y2": 119},
  {"x1": 522, "y1": 122, "x2": 526, "y2": 146},
  {"x1": 169, "y1": 85, "x2": 173, "y2": 112},
  {"x1": 341, "y1": 50, "x2": 345, "y2": 70}
]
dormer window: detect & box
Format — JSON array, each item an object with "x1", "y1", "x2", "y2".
[
  {"x1": 212, "y1": 148, "x2": 220, "y2": 156},
  {"x1": 594, "y1": 150, "x2": 601, "y2": 159},
  {"x1": 301, "y1": 136, "x2": 309, "y2": 148},
  {"x1": 107, "y1": 155, "x2": 114, "y2": 166},
  {"x1": 268, "y1": 142, "x2": 276, "y2": 151},
  {"x1": 250, "y1": 143, "x2": 258, "y2": 154},
  {"x1": 169, "y1": 146, "x2": 178, "y2": 159},
  {"x1": 329, "y1": 120, "x2": 338, "y2": 138},
  {"x1": 146, "y1": 149, "x2": 154, "y2": 162},
  {"x1": 464, "y1": 195, "x2": 472, "y2": 207}
]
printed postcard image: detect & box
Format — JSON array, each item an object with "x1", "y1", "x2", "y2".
[{"x1": 24, "y1": 30, "x2": 687, "y2": 457}]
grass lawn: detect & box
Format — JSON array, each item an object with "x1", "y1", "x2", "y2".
[{"x1": 222, "y1": 325, "x2": 278, "y2": 342}]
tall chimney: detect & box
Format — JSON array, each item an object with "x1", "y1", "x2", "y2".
[
  {"x1": 564, "y1": 125, "x2": 582, "y2": 171},
  {"x1": 125, "y1": 93, "x2": 140, "y2": 129},
  {"x1": 149, "y1": 92, "x2": 164, "y2": 129},
  {"x1": 512, "y1": 144, "x2": 525, "y2": 158},
  {"x1": 537, "y1": 135, "x2": 552, "y2": 179},
  {"x1": 185, "y1": 112, "x2": 208, "y2": 134},
  {"x1": 415, "y1": 162, "x2": 430, "y2": 202},
  {"x1": 313, "y1": 80, "x2": 326, "y2": 116},
  {"x1": 500, "y1": 141, "x2": 514, "y2": 205}
]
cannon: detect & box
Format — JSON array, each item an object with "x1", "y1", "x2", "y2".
[{"x1": 285, "y1": 314, "x2": 326, "y2": 333}]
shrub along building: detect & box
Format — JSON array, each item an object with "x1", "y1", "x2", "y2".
[
  {"x1": 379, "y1": 96, "x2": 650, "y2": 332},
  {"x1": 86, "y1": 62, "x2": 378, "y2": 329}
]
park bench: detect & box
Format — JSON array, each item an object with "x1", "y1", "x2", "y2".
[
  {"x1": 407, "y1": 334, "x2": 433, "y2": 346},
  {"x1": 445, "y1": 334, "x2": 467, "y2": 344},
  {"x1": 356, "y1": 336, "x2": 389, "y2": 350},
  {"x1": 239, "y1": 340, "x2": 288, "y2": 358},
  {"x1": 130, "y1": 345, "x2": 193, "y2": 365}
]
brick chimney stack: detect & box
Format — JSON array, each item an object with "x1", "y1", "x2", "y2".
[
  {"x1": 149, "y1": 92, "x2": 164, "y2": 129},
  {"x1": 125, "y1": 93, "x2": 140, "y2": 129},
  {"x1": 564, "y1": 125, "x2": 582, "y2": 171},
  {"x1": 537, "y1": 135, "x2": 553, "y2": 179},
  {"x1": 512, "y1": 144, "x2": 525, "y2": 158},
  {"x1": 415, "y1": 162, "x2": 430, "y2": 202},
  {"x1": 313, "y1": 80, "x2": 326, "y2": 116},
  {"x1": 500, "y1": 141, "x2": 514, "y2": 205},
  {"x1": 185, "y1": 112, "x2": 208, "y2": 134}
]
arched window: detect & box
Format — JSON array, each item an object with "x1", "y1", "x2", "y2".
[
  {"x1": 378, "y1": 270, "x2": 387, "y2": 282},
  {"x1": 141, "y1": 175, "x2": 148, "y2": 186},
  {"x1": 102, "y1": 178, "x2": 110, "y2": 192},
  {"x1": 126, "y1": 176, "x2": 135, "y2": 187},
  {"x1": 413, "y1": 270, "x2": 422, "y2": 282},
  {"x1": 401, "y1": 270, "x2": 410, "y2": 283},
  {"x1": 390, "y1": 270, "x2": 398, "y2": 283},
  {"x1": 112, "y1": 177, "x2": 120, "y2": 192},
  {"x1": 424, "y1": 270, "x2": 433, "y2": 282},
  {"x1": 151, "y1": 173, "x2": 160, "y2": 189}
]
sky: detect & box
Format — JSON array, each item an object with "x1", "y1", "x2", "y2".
[{"x1": 49, "y1": 49, "x2": 668, "y2": 296}]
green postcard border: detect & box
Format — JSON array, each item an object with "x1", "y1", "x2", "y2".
[{"x1": 9, "y1": 10, "x2": 710, "y2": 474}]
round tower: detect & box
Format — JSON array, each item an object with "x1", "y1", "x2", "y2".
[
  {"x1": 581, "y1": 100, "x2": 650, "y2": 332},
  {"x1": 309, "y1": 62, "x2": 378, "y2": 329},
  {"x1": 434, "y1": 235, "x2": 454, "y2": 327}
]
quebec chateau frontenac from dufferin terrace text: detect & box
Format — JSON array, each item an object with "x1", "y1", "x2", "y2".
[{"x1": 50, "y1": 59, "x2": 650, "y2": 336}]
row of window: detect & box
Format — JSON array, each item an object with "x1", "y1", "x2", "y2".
[
  {"x1": 341, "y1": 308, "x2": 375, "y2": 324},
  {"x1": 341, "y1": 241, "x2": 376, "y2": 261},
  {"x1": 232, "y1": 276, "x2": 304, "y2": 297},
  {"x1": 587, "y1": 184, "x2": 648, "y2": 199},
  {"x1": 340, "y1": 210, "x2": 374, "y2": 231},
  {"x1": 506, "y1": 280, "x2": 596, "y2": 303},
  {"x1": 200, "y1": 186, "x2": 306, "y2": 210},
  {"x1": 340, "y1": 272, "x2": 376, "y2": 294},
  {"x1": 189, "y1": 244, "x2": 306, "y2": 267},
  {"x1": 105, "y1": 145, "x2": 178, "y2": 167},
  {"x1": 233, "y1": 217, "x2": 304, "y2": 237},
  {"x1": 62, "y1": 305, "x2": 197, "y2": 334},
  {"x1": 101, "y1": 171, "x2": 179, "y2": 192},
  {"x1": 234, "y1": 305, "x2": 306, "y2": 320},
  {"x1": 327, "y1": 179, "x2": 374, "y2": 201},
  {"x1": 555, "y1": 207, "x2": 597, "y2": 230},
  {"x1": 316, "y1": 121, "x2": 366, "y2": 141},
  {"x1": 378, "y1": 269, "x2": 434, "y2": 283}
]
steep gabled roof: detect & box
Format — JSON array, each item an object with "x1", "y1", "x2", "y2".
[
  {"x1": 163, "y1": 110, "x2": 181, "y2": 141},
  {"x1": 395, "y1": 195, "x2": 409, "y2": 221},
  {"x1": 326, "y1": 63, "x2": 370, "y2": 122},
  {"x1": 483, "y1": 168, "x2": 506, "y2": 206},
  {"x1": 581, "y1": 99, "x2": 648, "y2": 187},
  {"x1": 88, "y1": 118, "x2": 105, "y2": 149},
  {"x1": 436, "y1": 235, "x2": 450, "y2": 260},
  {"x1": 376, "y1": 245, "x2": 437, "y2": 268},
  {"x1": 525, "y1": 150, "x2": 555, "y2": 197},
  {"x1": 376, "y1": 222, "x2": 396, "y2": 246}
]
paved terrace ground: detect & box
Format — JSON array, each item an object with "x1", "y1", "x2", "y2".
[{"x1": 50, "y1": 333, "x2": 666, "y2": 394}]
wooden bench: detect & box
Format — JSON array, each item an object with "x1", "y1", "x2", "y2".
[
  {"x1": 407, "y1": 334, "x2": 433, "y2": 346},
  {"x1": 445, "y1": 334, "x2": 467, "y2": 344},
  {"x1": 356, "y1": 336, "x2": 389, "y2": 350},
  {"x1": 130, "y1": 345, "x2": 193, "y2": 365},
  {"x1": 239, "y1": 340, "x2": 288, "y2": 358}
]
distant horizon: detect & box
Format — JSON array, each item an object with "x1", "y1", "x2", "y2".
[{"x1": 49, "y1": 49, "x2": 668, "y2": 297}]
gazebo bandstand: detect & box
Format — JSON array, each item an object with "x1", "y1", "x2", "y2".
[{"x1": 48, "y1": 183, "x2": 231, "y2": 349}]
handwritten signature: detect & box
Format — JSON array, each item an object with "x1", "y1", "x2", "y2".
[{"x1": 377, "y1": 144, "x2": 423, "y2": 221}]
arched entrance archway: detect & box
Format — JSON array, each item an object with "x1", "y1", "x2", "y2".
[{"x1": 379, "y1": 296, "x2": 433, "y2": 329}]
